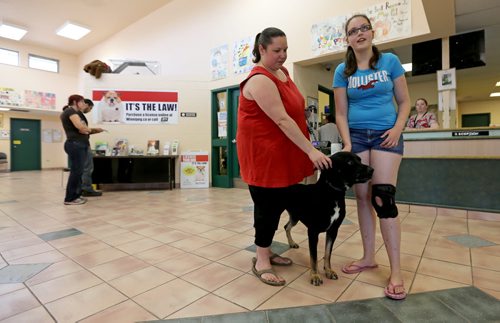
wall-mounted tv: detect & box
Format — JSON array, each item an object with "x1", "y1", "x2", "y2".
[
  {"x1": 450, "y1": 29, "x2": 486, "y2": 70},
  {"x1": 411, "y1": 38, "x2": 442, "y2": 76}
]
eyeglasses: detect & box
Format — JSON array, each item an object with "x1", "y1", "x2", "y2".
[{"x1": 347, "y1": 24, "x2": 372, "y2": 37}]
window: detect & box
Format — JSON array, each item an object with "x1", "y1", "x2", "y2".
[
  {"x1": 28, "y1": 54, "x2": 59, "y2": 72},
  {"x1": 0, "y1": 48, "x2": 19, "y2": 66}
]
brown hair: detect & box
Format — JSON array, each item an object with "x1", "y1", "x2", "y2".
[
  {"x1": 252, "y1": 27, "x2": 286, "y2": 63},
  {"x1": 415, "y1": 98, "x2": 428, "y2": 106},
  {"x1": 62, "y1": 94, "x2": 84, "y2": 110},
  {"x1": 343, "y1": 14, "x2": 380, "y2": 77}
]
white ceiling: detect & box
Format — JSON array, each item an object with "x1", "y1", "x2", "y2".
[
  {"x1": 0, "y1": 0, "x2": 172, "y2": 55},
  {"x1": 1, "y1": 0, "x2": 499, "y2": 102}
]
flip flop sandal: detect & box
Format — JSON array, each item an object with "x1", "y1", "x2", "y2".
[
  {"x1": 384, "y1": 282, "x2": 407, "y2": 300},
  {"x1": 252, "y1": 257, "x2": 286, "y2": 286},
  {"x1": 270, "y1": 253, "x2": 293, "y2": 266},
  {"x1": 341, "y1": 261, "x2": 378, "y2": 274}
]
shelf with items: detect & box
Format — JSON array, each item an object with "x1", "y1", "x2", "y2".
[{"x1": 0, "y1": 104, "x2": 60, "y2": 116}]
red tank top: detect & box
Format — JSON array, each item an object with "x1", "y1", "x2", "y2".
[{"x1": 236, "y1": 66, "x2": 314, "y2": 187}]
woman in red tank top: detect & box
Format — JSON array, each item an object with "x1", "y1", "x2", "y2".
[{"x1": 237, "y1": 27, "x2": 331, "y2": 286}]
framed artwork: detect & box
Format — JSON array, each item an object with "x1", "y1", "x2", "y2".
[{"x1": 437, "y1": 68, "x2": 456, "y2": 91}]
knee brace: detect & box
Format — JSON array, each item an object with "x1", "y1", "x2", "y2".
[{"x1": 371, "y1": 184, "x2": 398, "y2": 219}]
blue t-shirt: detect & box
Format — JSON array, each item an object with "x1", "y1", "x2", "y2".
[{"x1": 333, "y1": 52, "x2": 405, "y2": 130}]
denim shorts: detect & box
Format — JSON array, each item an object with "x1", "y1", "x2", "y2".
[{"x1": 350, "y1": 128, "x2": 404, "y2": 155}]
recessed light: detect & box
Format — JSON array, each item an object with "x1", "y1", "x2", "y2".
[
  {"x1": 56, "y1": 21, "x2": 90, "y2": 40},
  {"x1": 0, "y1": 21, "x2": 28, "y2": 41},
  {"x1": 402, "y1": 63, "x2": 412, "y2": 72},
  {"x1": 490, "y1": 92, "x2": 500, "y2": 97},
  {"x1": 496, "y1": 81, "x2": 500, "y2": 87}
]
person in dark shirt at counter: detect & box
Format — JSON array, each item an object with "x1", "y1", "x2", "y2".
[
  {"x1": 406, "y1": 98, "x2": 439, "y2": 130},
  {"x1": 81, "y1": 99, "x2": 105, "y2": 197}
]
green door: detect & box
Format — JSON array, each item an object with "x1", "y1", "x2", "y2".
[
  {"x1": 230, "y1": 89, "x2": 240, "y2": 179},
  {"x1": 211, "y1": 86, "x2": 240, "y2": 188},
  {"x1": 10, "y1": 118, "x2": 41, "y2": 171}
]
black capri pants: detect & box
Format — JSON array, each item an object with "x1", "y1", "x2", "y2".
[{"x1": 249, "y1": 184, "x2": 299, "y2": 248}]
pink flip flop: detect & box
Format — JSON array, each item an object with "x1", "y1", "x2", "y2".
[
  {"x1": 384, "y1": 282, "x2": 407, "y2": 300},
  {"x1": 341, "y1": 261, "x2": 378, "y2": 274}
]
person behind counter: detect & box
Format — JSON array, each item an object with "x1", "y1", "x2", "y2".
[
  {"x1": 81, "y1": 99, "x2": 105, "y2": 197},
  {"x1": 237, "y1": 27, "x2": 332, "y2": 286},
  {"x1": 406, "y1": 98, "x2": 439, "y2": 130}
]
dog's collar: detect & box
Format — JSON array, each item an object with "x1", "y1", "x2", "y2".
[{"x1": 324, "y1": 179, "x2": 346, "y2": 192}]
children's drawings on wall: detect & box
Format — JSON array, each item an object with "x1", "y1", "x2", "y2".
[
  {"x1": 24, "y1": 90, "x2": 56, "y2": 110},
  {"x1": 311, "y1": 0, "x2": 411, "y2": 56},
  {"x1": 366, "y1": 0, "x2": 411, "y2": 42},
  {"x1": 311, "y1": 16, "x2": 349, "y2": 56},
  {"x1": 210, "y1": 44, "x2": 228, "y2": 80},
  {"x1": 233, "y1": 37, "x2": 254, "y2": 75}
]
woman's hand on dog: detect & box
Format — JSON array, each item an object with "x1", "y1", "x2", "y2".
[{"x1": 308, "y1": 149, "x2": 332, "y2": 170}]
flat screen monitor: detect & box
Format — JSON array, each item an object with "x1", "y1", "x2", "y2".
[
  {"x1": 450, "y1": 29, "x2": 486, "y2": 70},
  {"x1": 411, "y1": 38, "x2": 442, "y2": 76}
]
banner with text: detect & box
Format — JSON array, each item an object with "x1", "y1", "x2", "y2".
[{"x1": 92, "y1": 90, "x2": 179, "y2": 124}]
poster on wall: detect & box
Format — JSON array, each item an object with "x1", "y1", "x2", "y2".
[
  {"x1": 311, "y1": 15, "x2": 349, "y2": 56},
  {"x1": 311, "y1": 0, "x2": 411, "y2": 56},
  {"x1": 0, "y1": 88, "x2": 22, "y2": 106},
  {"x1": 210, "y1": 44, "x2": 228, "y2": 80},
  {"x1": 233, "y1": 37, "x2": 254, "y2": 75},
  {"x1": 365, "y1": 0, "x2": 411, "y2": 42},
  {"x1": 24, "y1": 90, "x2": 56, "y2": 110},
  {"x1": 92, "y1": 90, "x2": 179, "y2": 125}
]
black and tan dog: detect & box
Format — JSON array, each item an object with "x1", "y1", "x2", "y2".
[{"x1": 284, "y1": 151, "x2": 373, "y2": 286}]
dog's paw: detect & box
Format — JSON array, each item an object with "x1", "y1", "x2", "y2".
[
  {"x1": 325, "y1": 269, "x2": 339, "y2": 280},
  {"x1": 310, "y1": 273, "x2": 323, "y2": 286}
]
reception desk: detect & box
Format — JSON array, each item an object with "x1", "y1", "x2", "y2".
[
  {"x1": 398, "y1": 127, "x2": 500, "y2": 212},
  {"x1": 92, "y1": 155, "x2": 178, "y2": 190}
]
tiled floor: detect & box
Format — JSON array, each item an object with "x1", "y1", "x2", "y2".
[{"x1": 0, "y1": 170, "x2": 499, "y2": 323}]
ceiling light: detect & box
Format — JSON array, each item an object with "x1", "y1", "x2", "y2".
[
  {"x1": 490, "y1": 92, "x2": 500, "y2": 97},
  {"x1": 0, "y1": 107, "x2": 11, "y2": 111},
  {"x1": 56, "y1": 21, "x2": 90, "y2": 40},
  {"x1": 402, "y1": 63, "x2": 412, "y2": 72},
  {"x1": 496, "y1": 81, "x2": 500, "y2": 87},
  {"x1": 0, "y1": 21, "x2": 28, "y2": 41}
]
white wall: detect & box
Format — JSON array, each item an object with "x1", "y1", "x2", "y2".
[
  {"x1": 0, "y1": 42, "x2": 79, "y2": 169},
  {"x1": 79, "y1": 0, "x2": 431, "y2": 85}
]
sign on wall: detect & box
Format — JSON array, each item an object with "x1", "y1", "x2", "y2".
[
  {"x1": 92, "y1": 90, "x2": 179, "y2": 124},
  {"x1": 24, "y1": 90, "x2": 56, "y2": 110},
  {"x1": 311, "y1": 0, "x2": 412, "y2": 56},
  {"x1": 210, "y1": 44, "x2": 228, "y2": 80},
  {"x1": 233, "y1": 37, "x2": 254, "y2": 75}
]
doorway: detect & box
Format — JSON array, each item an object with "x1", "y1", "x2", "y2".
[
  {"x1": 318, "y1": 85, "x2": 335, "y2": 122},
  {"x1": 10, "y1": 118, "x2": 41, "y2": 171},
  {"x1": 211, "y1": 86, "x2": 240, "y2": 188}
]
